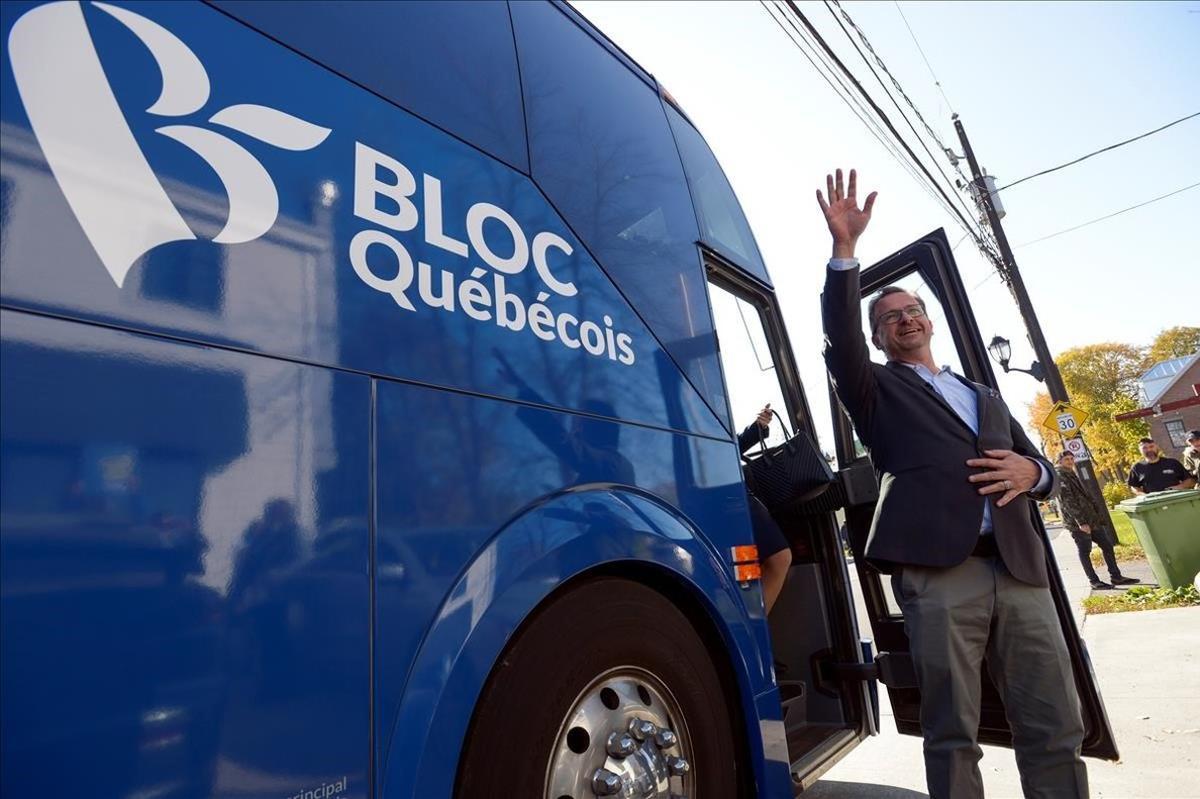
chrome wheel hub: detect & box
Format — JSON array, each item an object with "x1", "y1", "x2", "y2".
[{"x1": 546, "y1": 668, "x2": 692, "y2": 799}]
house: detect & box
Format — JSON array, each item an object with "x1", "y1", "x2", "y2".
[{"x1": 1118, "y1": 350, "x2": 1200, "y2": 456}]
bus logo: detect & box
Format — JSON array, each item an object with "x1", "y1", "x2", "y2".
[
  {"x1": 6, "y1": 1, "x2": 331, "y2": 287},
  {"x1": 8, "y1": 2, "x2": 637, "y2": 365}
]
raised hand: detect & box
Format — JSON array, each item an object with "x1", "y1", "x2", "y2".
[
  {"x1": 756, "y1": 403, "x2": 772, "y2": 430},
  {"x1": 816, "y1": 168, "x2": 877, "y2": 259}
]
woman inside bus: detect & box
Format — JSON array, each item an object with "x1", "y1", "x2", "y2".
[{"x1": 739, "y1": 404, "x2": 793, "y2": 613}]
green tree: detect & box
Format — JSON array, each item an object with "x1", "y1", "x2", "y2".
[{"x1": 1145, "y1": 326, "x2": 1200, "y2": 365}]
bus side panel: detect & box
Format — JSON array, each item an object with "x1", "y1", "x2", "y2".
[
  {"x1": 0, "y1": 310, "x2": 372, "y2": 799},
  {"x1": 0, "y1": 0, "x2": 727, "y2": 441},
  {"x1": 370, "y1": 378, "x2": 791, "y2": 796}
]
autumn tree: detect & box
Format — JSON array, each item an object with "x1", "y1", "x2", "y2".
[
  {"x1": 1058, "y1": 342, "x2": 1146, "y2": 401},
  {"x1": 1145, "y1": 326, "x2": 1200, "y2": 365},
  {"x1": 1027, "y1": 391, "x2": 1061, "y2": 461},
  {"x1": 1029, "y1": 343, "x2": 1149, "y2": 484}
]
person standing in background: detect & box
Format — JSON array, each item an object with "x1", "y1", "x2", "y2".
[
  {"x1": 1055, "y1": 451, "x2": 1137, "y2": 590},
  {"x1": 1181, "y1": 430, "x2": 1200, "y2": 482},
  {"x1": 1127, "y1": 438, "x2": 1195, "y2": 494}
]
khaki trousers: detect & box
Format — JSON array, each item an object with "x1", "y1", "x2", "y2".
[{"x1": 892, "y1": 554, "x2": 1089, "y2": 798}]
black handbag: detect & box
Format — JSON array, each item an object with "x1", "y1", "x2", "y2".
[{"x1": 742, "y1": 410, "x2": 836, "y2": 512}]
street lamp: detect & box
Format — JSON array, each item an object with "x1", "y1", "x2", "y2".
[{"x1": 988, "y1": 335, "x2": 1045, "y2": 382}]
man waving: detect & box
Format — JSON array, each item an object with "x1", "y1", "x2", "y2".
[{"x1": 818, "y1": 169, "x2": 1086, "y2": 798}]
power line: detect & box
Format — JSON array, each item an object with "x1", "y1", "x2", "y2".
[
  {"x1": 998, "y1": 111, "x2": 1200, "y2": 191},
  {"x1": 779, "y1": 1, "x2": 1003, "y2": 269},
  {"x1": 818, "y1": 0, "x2": 1005, "y2": 270},
  {"x1": 892, "y1": 1, "x2": 953, "y2": 112},
  {"x1": 1013, "y1": 181, "x2": 1200, "y2": 248},
  {"x1": 767, "y1": 2, "x2": 975, "y2": 242},
  {"x1": 821, "y1": 1, "x2": 979, "y2": 232},
  {"x1": 759, "y1": 3, "x2": 910, "y2": 175},
  {"x1": 759, "y1": 1, "x2": 984, "y2": 253},
  {"x1": 827, "y1": 1, "x2": 971, "y2": 190},
  {"x1": 765, "y1": 4, "x2": 934, "y2": 194},
  {"x1": 971, "y1": 270, "x2": 999, "y2": 291}
]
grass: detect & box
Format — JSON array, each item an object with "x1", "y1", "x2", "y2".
[
  {"x1": 1089, "y1": 509, "x2": 1146, "y2": 565},
  {"x1": 1082, "y1": 584, "x2": 1200, "y2": 615}
]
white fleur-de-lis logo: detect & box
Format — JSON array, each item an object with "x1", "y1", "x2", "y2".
[{"x1": 7, "y1": 1, "x2": 332, "y2": 286}]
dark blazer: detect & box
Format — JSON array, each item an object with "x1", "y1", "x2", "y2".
[{"x1": 821, "y1": 266, "x2": 1057, "y2": 586}]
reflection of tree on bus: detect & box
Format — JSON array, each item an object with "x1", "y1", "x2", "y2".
[
  {"x1": 495, "y1": 350, "x2": 635, "y2": 486},
  {"x1": 737, "y1": 403, "x2": 793, "y2": 614}
]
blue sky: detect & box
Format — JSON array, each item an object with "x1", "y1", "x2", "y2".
[{"x1": 574, "y1": 0, "x2": 1199, "y2": 448}]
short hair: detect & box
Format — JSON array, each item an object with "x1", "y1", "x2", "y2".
[
  {"x1": 1188, "y1": 430, "x2": 1200, "y2": 441},
  {"x1": 1056, "y1": 450, "x2": 1073, "y2": 462},
  {"x1": 868, "y1": 286, "x2": 926, "y2": 332},
  {"x1": 1139, "y1": 437, "x2": 1155, "y2": 445}
]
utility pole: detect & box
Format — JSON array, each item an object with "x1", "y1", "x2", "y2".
[
  {"x1": 953, "y1": 115, "x2": 1113, "y2": 529},
  {"x1": 954, "y1": 115, "x2": 1068, "y2": 402}
]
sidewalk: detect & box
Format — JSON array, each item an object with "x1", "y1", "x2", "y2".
[{"x1": 814, "y1": 527, "x2": 1200, "y2": 797}]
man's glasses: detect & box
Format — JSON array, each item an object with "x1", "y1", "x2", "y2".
[{"x1": 873, "y1": 304, "x2": 926, "y2": 330}]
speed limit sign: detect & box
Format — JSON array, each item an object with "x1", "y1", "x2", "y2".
[{"x1": 1041, "y1": 401, "x2": 1089, "y2": 439}]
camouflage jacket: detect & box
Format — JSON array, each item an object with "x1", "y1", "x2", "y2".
[{"x1": 1055, "y1": 467, "x2": 1107, "y2": 532}]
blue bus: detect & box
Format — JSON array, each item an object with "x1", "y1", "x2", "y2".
[{"x1": 0, "y1": 2, "x2": 1115, "y2": 797}]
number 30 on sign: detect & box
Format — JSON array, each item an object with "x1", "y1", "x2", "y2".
[{"x1": 1040, "y1": 401, "x2": 1089, "y2": 439}]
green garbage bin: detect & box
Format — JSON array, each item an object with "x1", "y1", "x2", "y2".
[{"x1": 1117, "y1": 488, "x2": 1200, "y2": 590}]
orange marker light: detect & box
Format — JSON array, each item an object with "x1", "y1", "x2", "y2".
[
  {"x1": 731, "y1": 545, "x2": 759, "y2": 564},
  {"x1": 734, "y1": 563, "x2": 762, "y2": 582}
]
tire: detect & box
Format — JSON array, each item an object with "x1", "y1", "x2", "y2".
[{"x1": 455, "y1": 577, "x2": 743, "y2": 798}]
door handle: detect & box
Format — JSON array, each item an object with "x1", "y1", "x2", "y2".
[{"x1": 817, "y1": 651, "x2": 917, "y2": 689}]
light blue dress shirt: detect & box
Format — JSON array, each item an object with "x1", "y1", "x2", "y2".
[{"x1": 827, "y1": 257, "x2": 1050, "y2": 534}]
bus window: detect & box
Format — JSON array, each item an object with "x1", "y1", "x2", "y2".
[
  {"x1": 708, "y1": 279, "x2": 788, "y2": 446},
  {"x1": 212, "y1": 0, "x2": 528, "y2": 171},
  {"x1": 667, "y1": 106, "x2": 769, "y2": 285},
  {"x1": 511, "y1": 1, "x2": 730, "y2": 429}
]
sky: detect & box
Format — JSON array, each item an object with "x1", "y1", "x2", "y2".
[{"x1": 573, "y1": 0, "x2": 1200, "y2": 452}]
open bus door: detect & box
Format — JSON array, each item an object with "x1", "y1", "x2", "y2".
[{"x1": 830, "y1": 228, "x2": 1120, "y2": 760}]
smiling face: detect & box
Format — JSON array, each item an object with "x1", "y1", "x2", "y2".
[{"x1": 870, "y1": 289, "x2": 933, "y2": 362}]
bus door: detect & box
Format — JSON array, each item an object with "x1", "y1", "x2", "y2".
[
  {"x1": 705, "y1": 253, "x2": 880, "y2": 782},
  {"x1": 831, "y1": 228, "x2": 1119, "y2": 759}
]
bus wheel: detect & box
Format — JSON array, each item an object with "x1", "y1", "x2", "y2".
[{"x1": 455, "y1": 577, "x2": 742, "y2": 799}]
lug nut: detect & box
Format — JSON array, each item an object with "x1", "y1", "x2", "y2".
[
  {"x1": 591, "y1": 768, "x2": 623, "y2": 796},
  {"x1": 628, "y1": 718, "x2": 658, "y2": 741},
  {"x1": 667, "y1": 756, "x2": 690, "y2": 776},
  {"x1": 606, "y1": 731, "x2": 637, "y2": 758},
  {"x1": 655, "y1": 729, "x2": 678, "y2": 749}
]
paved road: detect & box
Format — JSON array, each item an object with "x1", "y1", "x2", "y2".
[{"x1": 813, "y1": 527, "x2": 1200, "y2": 797}]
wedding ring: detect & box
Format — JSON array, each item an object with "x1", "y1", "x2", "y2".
[{"x1": 1003, "y1": 480, "x2": 1012, "y2": 490}]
